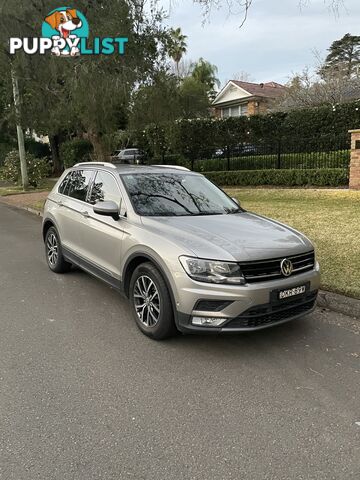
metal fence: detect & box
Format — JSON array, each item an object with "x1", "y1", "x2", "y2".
[{"x1": 148, "y1": 134, "x2": 350, "y2": 172}]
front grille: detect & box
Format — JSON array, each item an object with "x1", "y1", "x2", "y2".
[
  {"x1": 240, "y1": 251, "x2": 315, "y2": 283},
  {"x1": 223, "y1": 290, "x2": 318, "y2": 329}
]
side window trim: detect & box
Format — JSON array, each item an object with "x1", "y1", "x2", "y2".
[
  {"x1": 85, "y1": 169, "x2": 96, "y2": 203},
  {"x1": 63, "y1": 171, "x2": 74, "y2": 197},
  {"x1": 58, "y1": 171, "x2": 72, "y2": 196}
]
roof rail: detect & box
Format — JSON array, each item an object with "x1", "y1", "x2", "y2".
[
  {"x1": 152, "y1": 165, "x2": 190, "y2": 171},
  {"x1": 74, "y1": 162, "x2": 117, "y2": 169}
]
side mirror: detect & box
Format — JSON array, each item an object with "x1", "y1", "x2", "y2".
[
  {"x1": 93, "y1": 200, "x2": 120, "y2": 220},
  {"x1": 232, "y1": 197, "x2": 241, "y2": 207}
]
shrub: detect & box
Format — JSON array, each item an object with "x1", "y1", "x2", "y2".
[
  {"x1": 151, "y1": 153, "x2": 189, "y2": 166},
  {"x1": 1, "y1": 150, "x2": 50, "y2": 187},
  {"x1": 204, "y1": 168, "x2": 349, "y2": 188},
  {"x1": 0, "y1": 142, "x2": 15, "y2": 166},
  {"x1": 24, "y1": 138, "x2": 51, "y2": 159},
  {"x1": 60, "y1": 139, "x2": 93, "y2": 168}
]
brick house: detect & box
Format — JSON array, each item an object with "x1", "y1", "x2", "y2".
[{"x1": 212, "y1": 80, "x2": 285, "y2": 118}]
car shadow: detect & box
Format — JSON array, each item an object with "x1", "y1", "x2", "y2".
[{"x1": 66, "y1": 266, "x2": 317, "y2": 357}]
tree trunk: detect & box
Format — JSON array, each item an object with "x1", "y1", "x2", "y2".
[
  {"x1": 87, "y1": 130, "x2": 108, "y2": 161},
  {"x1": 11, "y1": 66, "x2": 29, "y2": 189},
  {"x1": 49, "y1": 134, "x2": 63, "y2": 175}
]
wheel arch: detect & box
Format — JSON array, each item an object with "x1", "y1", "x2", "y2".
[
  {"x1": 122, "y1": 252, "x2": 177, "y2": 321},
  {"x1": 42, "y1": 218, "x2": 55, "y2": 240}
]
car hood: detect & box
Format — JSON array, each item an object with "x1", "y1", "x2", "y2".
[{"x1": 141, "y1": 212, "x2": 313, "y2": 262}]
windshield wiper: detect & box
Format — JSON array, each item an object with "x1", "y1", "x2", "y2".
[
  {"x1": 192, "y1": 211, "x2": 223, "y2": 216},
  {"x1": 226, "y1": 208, "x2": 242, "y2": 214}
]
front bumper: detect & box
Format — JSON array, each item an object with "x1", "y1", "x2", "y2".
[{"x1": 174, "y1": 267, "x2": 320, "y2": 334}]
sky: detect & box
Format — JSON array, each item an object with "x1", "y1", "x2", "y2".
[{"x1": 160, "y1": 0, "x2": 360, "y2": 86}]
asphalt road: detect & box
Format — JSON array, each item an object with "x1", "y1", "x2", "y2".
[{"x1": 0, "y1": 203, "x2": 359, "y2": 480}]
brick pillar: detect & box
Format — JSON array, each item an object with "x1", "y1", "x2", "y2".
[{"x1": 349, "y1": 129, "x2": 360, "y2": 190}]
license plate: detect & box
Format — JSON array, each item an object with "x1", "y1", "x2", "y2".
[{"x1": 278, "y1": 285, "x2": 306, "y2": 300}]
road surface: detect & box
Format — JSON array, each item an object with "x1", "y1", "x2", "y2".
[{"x1": 0, "y1": 202, "x2": 359, "y2": 480}]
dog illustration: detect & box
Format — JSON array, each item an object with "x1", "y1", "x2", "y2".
[{"x1": 45, "y1": 9, "x2": 82, "y2": 56}]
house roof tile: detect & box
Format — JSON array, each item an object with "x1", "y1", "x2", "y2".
[{"x1": 231, "y1": 80, "x2": 285, "y2": 98}]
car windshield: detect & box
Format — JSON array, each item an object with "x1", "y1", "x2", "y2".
[{"x1": 121, "y1": 173, "x2": 241, "y2": 216}]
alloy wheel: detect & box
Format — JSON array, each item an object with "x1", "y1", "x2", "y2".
[
  {"x1": 47, "y1": 233, "x2": 58, "y2": 267},
  {"x1": 133, "y1": 275, "x2": 161, "y2": 327}
]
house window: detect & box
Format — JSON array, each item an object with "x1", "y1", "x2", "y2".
[
  {"x1": 222, "y1": 107, "x2": 230, "y2": 118},
  {"x1": 239, "y1": 104, "x2": 248, "y2": 116},
  {"x1": 222, "y1": 107, "x2": 239, "y2": 117},
  {"x1": 221, "y1": 105, "x2": 248, "y2": 118}
]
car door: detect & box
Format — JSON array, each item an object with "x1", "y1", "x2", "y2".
[
  {"x1": 77, "y1": 170, "x2": 125, "y2": 280},
  {"x1": 55, "y1": 169, "x2": 94, "y2": 254}
]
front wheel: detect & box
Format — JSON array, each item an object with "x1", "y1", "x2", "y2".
[
  {"x1": 45, "y1": 226, "x2": 71, "y2": 273},
  {"x1": 129, "y1": 262, "x2": 177, "y2": 340}
]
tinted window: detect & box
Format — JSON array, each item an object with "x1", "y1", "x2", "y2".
[
  {"x1": 58, "y1": 172, "x2": 72, "y2": 194},
  {"x1": 122, "y1": 173, "x2": 239, "y2": 217},
  {"x1": 90, "y1": 171, "x2": 121, "y2": 208},
  {"x1": 67, "y1": 170, "x2": 93, "y2": 202}
]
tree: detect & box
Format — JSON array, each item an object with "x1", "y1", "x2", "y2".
[
  {"x1": 0, "y1": 0, "x2": 172, "y2": 162},
  {"x1": 0, "y1": 77, "x2": 17, "y2": 164},
  {"x1": 130, "y1": 72, "x2": 181, "y2": 130},
  {"x1": 194, "y1": 0, "x2": 348, "y2": 27},
  {"x1": 231, "y1": 71, "x2": 255, "y2": 82},
  {"x1": 10, "y1": 63, "x2": 28, "y2": 188},
  {"x1": 190, "y1": 58, "x2": 220, "y2": 99},
  {"x1": 168, "y1": 27, "x2": 187, "y2": 76},
  {"x1": 168, "y1": 58, "x2": 193, "y2": 78},
  {"x1": 320, "y1": 34, "x2": 360, "y2": 78},
  {"x1": 179, "y1": 77, "x2": 210, "y2": 118},
  {"x1": 274, "y1": 67, "x2": 360, "y2": 110},
  {"x1": 130, "y1": 70, "x2": 211, "y2": 127}
]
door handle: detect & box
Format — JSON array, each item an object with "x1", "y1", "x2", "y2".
[
  {"x1": 82, "y1": 211, "x2": 90, "y2": 218},
  {"x1": 58, "y1": 200, "x2": 63, "y2": 207}
]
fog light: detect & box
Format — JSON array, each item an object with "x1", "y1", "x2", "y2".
[{"x1": 191, "y1": 316, "x2": 227, "y2": 327}]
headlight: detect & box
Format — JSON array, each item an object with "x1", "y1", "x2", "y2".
[{"x1": 179, "y1": 256, "x2": 245, "y2": 285}]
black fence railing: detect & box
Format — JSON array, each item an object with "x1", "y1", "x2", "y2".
[{"x1": 148, "y1": 135, "x2": 350, "y2": 172}]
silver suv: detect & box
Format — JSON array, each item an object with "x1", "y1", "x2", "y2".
[{"x1": 43, "y1": 163, "x2": 320, "y2": 340}]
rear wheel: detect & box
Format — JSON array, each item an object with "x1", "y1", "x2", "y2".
[
  {"x1": 129, "y1": 262, "x2": 177, "y2": 340},
  {"x1": 45, "y1": 226, "x2": 71, "y2": 273}
]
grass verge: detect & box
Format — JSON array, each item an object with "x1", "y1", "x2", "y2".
[
  {"x1": 225, "y1": 188, "x2": 360, "y2": 299},
  {"x1": 0, "y1": 179, "x2": 57, "y2": 196}
]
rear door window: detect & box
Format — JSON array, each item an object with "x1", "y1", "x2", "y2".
[{"x1": 67, "y1": 170, "x2": 94, "y2": 202}]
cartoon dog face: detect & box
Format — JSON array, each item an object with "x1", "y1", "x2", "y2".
[{"x1": 45, "y1": 9, "x2": 82, "y2": 38}]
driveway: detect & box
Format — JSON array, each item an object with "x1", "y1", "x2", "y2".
[{"x1": 0, "y1": 203, "x2": 359, "y2": 480}]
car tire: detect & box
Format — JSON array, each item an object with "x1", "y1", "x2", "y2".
[
  {"x1": 129, "y1": 262, "x2": 177, "y2": 340},
  {"x1": 45, "y1": 226, "x2": 71, "y2": 273}
]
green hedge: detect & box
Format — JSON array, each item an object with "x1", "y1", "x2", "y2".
[
  {"x1": 204, "y1": 168, "x2": 349, "y2": 187},
  {"x1": 60, "y1": 139, "x2": 93, "y2": 168},
  {"x1": 132, "y1": 102, "x2": 360, "y2": 159}
]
